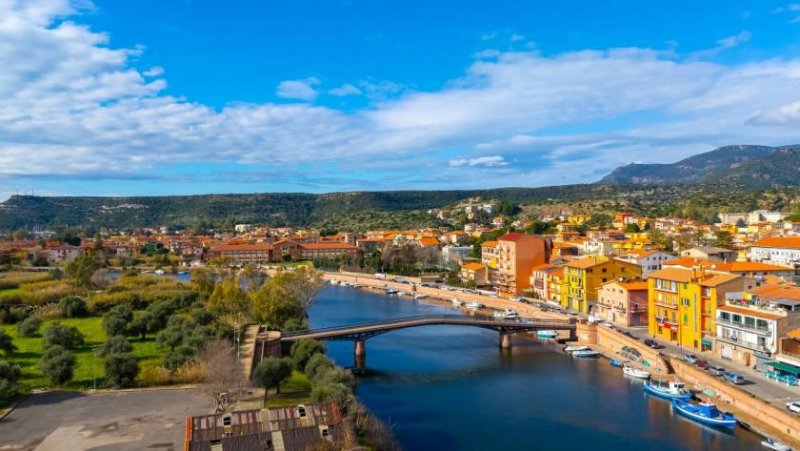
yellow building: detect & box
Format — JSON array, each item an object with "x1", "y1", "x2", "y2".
[
  {"x1": 567, "y1": 214, "x2": 591, "y2": 225},
  {"x1": 546, "y1": 267, "x2": 567, "y2": 307},
  {"x1": 648, "y1": 267, "x2": 747, "y2": 350},
  {"x1": 563, "y1": 257, "x2": 642, "y2": 314}
]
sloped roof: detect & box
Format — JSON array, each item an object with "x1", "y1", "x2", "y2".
[{"x1": 754, "y1": 236, "x2": 800, "y2": 249}]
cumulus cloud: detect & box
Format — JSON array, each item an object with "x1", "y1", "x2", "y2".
[
  {"x1": 328, "y1": 83, "x2": 362, "y2": 97},
  {"x1": 2, "y1": 0, "x2": 800, "y2": 194},
  {"x1": 449, "y1": 156, "x2": 508, "y2": 167},
  {"x1": 276, "y1": 77, "x2": 320, "y2": 100}
]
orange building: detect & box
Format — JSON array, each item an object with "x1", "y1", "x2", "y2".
[{"x1": 488, "y1": 233, "x2": 549, "y2": 294}]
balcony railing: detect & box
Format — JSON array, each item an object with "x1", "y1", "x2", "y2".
[
  {"x1": 716, "y1": 318, "x2": 772, "y2": 336},
  {"x1": 654, "y1": 300, "x2": 678, "y2": 308}
]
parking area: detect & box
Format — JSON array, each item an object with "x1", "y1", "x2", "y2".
[{"x1": 0, "y1": 389, "x2": 211, "y2": 451}]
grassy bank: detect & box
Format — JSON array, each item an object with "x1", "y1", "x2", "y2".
[
  {"x1": 263, "y1": 371, "x2": 312, "y2": 408},
  {"x1": 2, "y1": 317, "x2": 166, "y2": 389}
]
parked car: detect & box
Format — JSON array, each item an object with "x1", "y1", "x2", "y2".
[
  {"x1": 708, "y1": 365, "x2": 726, "y2": 376},
  {"x1": 683, "y1": 353, "x2": 698, "y2": 364},
  {"x1": 644, "y1": 339, "x2": 665, "y2": 349},
  {"x1": 786, "y1": 401, "x2": 800, "y2": 414},
  {"x1": 694, "y1": 359, "x2": 709, "y2": 370},
  {"x1": 600, "y1": 321, "x2": 616, "y2": 329},
  {"x1": 723, "y1": 372, "x2": 745, "y2": 385}
]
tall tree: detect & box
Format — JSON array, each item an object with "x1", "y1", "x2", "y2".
[
  {"x1": 252, "y1": 357, "x2": 293, "y2": 402},
  {"x1": 0, "y1": 328, "x2": 16, "y2": 356},
  {"x1": 65, "y1": 253, "x2": 102, "y2": 288},
  {"x1": 40, "y1": 345, "x2": 75, "y2": 385},
  {"x1": 208, "y1": 276, "x2": 248, "y2": 316}
]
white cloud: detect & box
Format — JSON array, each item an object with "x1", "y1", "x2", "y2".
[
  {"x1": 276, "y1": 77, "x2": 320, "y2": 100},
  {"x1": 690, "y1": 31, "x2": 751, "y2": 59},
  {"x1": 143, "y1": 66, "x2": 164, "y2": 77},
  {"x1": 328, "y1": 83, "x2": 362, "y2": 97},
  {"x1": 1, "y1": 0, "x2": 800, "y2": 193},
  {"x1": 449, "y1": 156, "x2": 508, "y2": 167}
]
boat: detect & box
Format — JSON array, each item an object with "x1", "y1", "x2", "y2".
[
  {"x1": 492, "y1": 310, "x2": 506, "y2": 319},
  {"x1": 502, "y1": 309, "x2": 518, "y2": 320},
  {"x1": 154, "y1": 269, "x2": 165, "y2": 275},
  {"x1": 537, "y1": 330, "x2": 558, "y2": 339},
  {"x1": 609, "y1": 358, "x2": 625, "y2": 368},
  {"x1": 762, "y1": 437, "x2": 792, "y2": 451},
  {"x1": 623, "y1": 365, "x2": 650, "y2": 379},
  {"x1": 466, "y1": 301, "x2": 482, "y2": 310},
  {"x1": 644, "y1": 379, "x2": 692, "y2": 400},
  {"x1": 351, "y1": 283, "x2": 362, "y2": 288},
  {"x1": 572, "y1": 349, "x2": 601, "y2": 358},
  {"x1": 671, "y1": 399, "x2": 737, "y2": 429},
  {"x1": 564, "y1": 345, "x2": 590, "y2": 353},
  {"x1": 385, "y1": 289, "x2": 399, "y2": 295},
  {"x1": 413, "y1": 293, "x2": 427, "y2": 300},
  {"x1": 451, "y1": 298, "x2": 464, "y2": 307}
]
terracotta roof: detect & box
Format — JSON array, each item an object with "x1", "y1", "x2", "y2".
[
  {"x1": 418, "y1": 237, "x2": 440, "y2": 247},
  {"x1": 462, "y1": 262, "x2": 486, "y2": 271},
  {"x1": 565, "y1": 257, "x2": 609, "y2": 269},
  {"x1": 718, "y1": 304, "x2": 784, "y2": 320},
  {"x1": 699, "y1": 273, "x2": 741, "y2": 287},
  {"x1": 499, "y1": 232, "x2": 531, "y2": 242},
  {"x1": 211, "y1": 244, "x2": 272, "y2": 252},
  {"x1": 300, "y1": 243, "x2": 357, "y2": 250},
  {"x1": 753, "y1": 236, "x2": 800, "y2": 249},
  {"x1": 617, "y1": 281, "x2": 649, "y2": 291},
  {"x1": 481, "y1": 240, "x2": 498, "y2": 247},
  {"x1": 663, "y1": 257, "x2": 713, "y2": 268},
  {"x1": 751, "y1": 284, "x2": 800, "y2": 301},
  {"x1": 648, "y1": 267, "x2": 695, "y2": 283},
  {"x1": 621, "y1": 249, "x2": 663, "y2": 258}
]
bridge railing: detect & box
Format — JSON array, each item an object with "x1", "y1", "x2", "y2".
[{"x1": 282, "y1": 314, "x2": 575, "y2": 337}]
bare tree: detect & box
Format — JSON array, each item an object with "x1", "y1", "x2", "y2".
[{"x1": 199, "y1": 339, "x2": 242, "y2": 411}]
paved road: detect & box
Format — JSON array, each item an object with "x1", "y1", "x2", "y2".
[
  {"x1": 615, "y1": 324, "x2": 800, "y2": 404},
  {"x1": 0, "y1": 389, "x2": 212, "y2": 451}
]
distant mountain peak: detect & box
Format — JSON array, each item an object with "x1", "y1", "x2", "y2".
[{"x1": 598, "y1": 144, "x2": 800, "y2": 188}]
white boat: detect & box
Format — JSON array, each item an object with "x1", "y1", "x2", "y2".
[
  {"x1": 451, "y1": 298, "x2": 464, "y2": 307},
  {"x1": 351, "y1": 283, "x2": 362, "y2": 288},
  {"x1": 644, "y1": 379, "x2": 692, "y2": 400},
  {"x1": 154, "y1": 269, "x2": 165, "y2": 275},
  {"x1": 385, "y1": 288, "x2": 399, "y2": 295},
  {"x1": 413, "y1": 293, "x2": 427, "y2": 300},
  {"x1": 762, "y1": 437, "x2": 792, "y2": 451},
  {"x1": 537, "y1": 330, "x2": 558, "y2": 339},
  {"x1": 501, "y1": 309, "x2": 518, "y2": 320},
  {"x1": 466, "y1": 301, "x2": 482, "y2": 310},
  {"x1": 564, "y1": 345, "x2": 590, "y2": 353},
  {"x1": 492, "y1": 310, "x2": 506, "y2": 319},
  {"x1": 623, "y1": 365, "x2": 650, "y2": 379},
  {"x1": 572, "y1": 349, "x2": 601, "y2": 358}
]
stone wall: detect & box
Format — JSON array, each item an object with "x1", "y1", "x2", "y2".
[
  {"x1": 594, "y1": 324, "x2": 670, "y2": 373},
  {"x1": 671, "y1": 358, "x2": 800, "y2": 445}
]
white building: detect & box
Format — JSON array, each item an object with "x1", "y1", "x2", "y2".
[
  {"x1": 235, "y1": 224, "x2": 254, "y2": 233},
  {"x1": 616, "y1": 250, "x2": 675, "y2": 278},
  {"x1": 750, "y1": 237, "x2": 800, "y2": 268},
  {"x1": 441, "y1": 245, "x2": 472, "y2": 265}
]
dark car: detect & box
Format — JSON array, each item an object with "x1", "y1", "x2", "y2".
[
  {"x1": 622, "y1": 331, "x2": 638, "y2": 340},
  {"x1": 694, "y1": 359, "x2": 709, "y2": 370},
  {"x1": 644, "y1": 339, "x2": 665, "y2": 349}
]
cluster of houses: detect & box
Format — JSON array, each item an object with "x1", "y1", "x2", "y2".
[{"x1": 453, "y1": 210, "x2": 800, "y2": 375}]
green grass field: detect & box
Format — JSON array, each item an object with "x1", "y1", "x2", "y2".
[
  {"x1": 1, "y1": 316, "x2": 167, "y2": 389},
  {"x1": 263, "y1": 371, "x2": 312, "y2": 408}
]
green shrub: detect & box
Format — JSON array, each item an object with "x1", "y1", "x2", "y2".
[
  {"x1": 43, "y1": 323, "x2": 85, "y2": 349},
  {"x1": 16, "y1": 315, "x2": 41, "y2": 338},
  {"x1": 40, "y1": 345, "x2": 75, "y2": 385},
  {"x1": 58, "y1": 295, "x2": 88, "y2": 318},
  {"x1": 104, "y1": 352, "x2": 139, "y2": 388},
  {"x1": 0, "y1": 359, "x2": 22, "y2": 398},
  {"x1": 18, "y1": 280, "x2": 82, "y2": 306}
]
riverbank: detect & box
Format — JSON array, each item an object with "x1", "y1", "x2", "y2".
[{"x1": 322, "y1": 271, "x2": 800, "y2": 448}]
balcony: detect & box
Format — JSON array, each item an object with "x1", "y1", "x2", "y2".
[
  {"x1": 716, "y1": 318, "x2": 772, "y2": 336},
  {"x1": 654, "y1": 300, "x2": 678, "y2": 309},
  {"x1": 715, "y1": 334, "x2": 772, "y2": 353}
]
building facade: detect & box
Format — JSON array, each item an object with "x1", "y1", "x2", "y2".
[
  {"x1": 597, "y1": 280, "x2": 648, "y2": 327},
  {"x1": 563, "y1": 257, "x2": 642, "y2": 314}
]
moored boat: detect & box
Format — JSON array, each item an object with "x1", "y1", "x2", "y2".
[
  {"x1": 609, "y1": 358, "x2": 625, "y2": 368},
  {"x1": 385, "y1": 288, "x2": 399, "y2": 295},
  {"x1": 537, "y1": 330, "x2": 558, "y2": 339},
  {"x1": 466, "y1": 301, "x2": 482, "y2": 310},
  {"x1": 572, "y1": 349, "x2": 601, "y2": 358},
  {"x1": 671, "y1": 399, "x2": 737, "y2": 429},
  {"x1": 451, "y1": 298, "x2": 464, "y2": 307},
  {"x1": 622, "y1": 365, "x2": 650, "y2": 379},
  {"x1": 564, "y1": 345, "x2": 589, "y2": 353},
  {"x1": 644, "y1": 379, "x2": 692, "y2": 400},
  {"x1": 762, "y1": 437, "x2": 792, "y2": 451},
  {"x1": 413, "y1": 293, "x2": 426, "y2": 300}
]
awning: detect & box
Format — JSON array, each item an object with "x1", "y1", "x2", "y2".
[
  {"x1": 701, "y1": 338, "x2": 713, "y2": 346},
  {"x1": 765, "y1": 361, "x2": 800, "y2": 376}
]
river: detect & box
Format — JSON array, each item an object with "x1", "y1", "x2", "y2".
[{"x1": 308, "y1": 285, "x2": 762, "y2": 451}]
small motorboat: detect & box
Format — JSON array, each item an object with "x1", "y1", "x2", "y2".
[
  {"x1": 671, "y1": 399, "x2": 737, "y2": 430},
  {"x1": 623, "y1": 365, "x2": 650, "y2": 379},
  {"x1": 762, "y1": 437, "x2": 792, "y2": 451},
  {"x1": 610, "y1": 358, "x2": 625, "y2": 368},
  {"x1": 413, "y1": 293, "x2": 426, "y2": 300},
  {"x1": 492, "y1": 310, "x2": 506, "y2": 319},
  {"x1": 451, "y1": 298, "x2": 464, "y2": 307},
  {"x1": 466, "y1": 301, "x2": 483, "y2": 310},
  {"x1": 385, "y1": 288, "x2": 399, "y2": 295},
  {"x1": 154, "y1": 269, "x2": 165, "y2": 275},
  {"x1": 537, "y1": 330, "x2": 558, "y2": 339},
  {"x1": 500, "y1": 308, "x2": 518, "y2": 320},
  {"x1": 351, "y1": 283, "x2": 362, "y2": 288},
  {"x1": 572, "y1": 349, "x2": 601, "y2": 358},
  {"x1": 564, "y1": 345, "x2": 590, "y2": 353},
  {"x1": 644, "y1": 379, "x2": 692, "y2": 400}
]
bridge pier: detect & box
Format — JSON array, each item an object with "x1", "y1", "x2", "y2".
[
  {"x1": 499, "y1": 332, "x2": 511, "y2": 349},
  {"x1": 354, "y1": 339, "x2": 366, "y2": 356}
]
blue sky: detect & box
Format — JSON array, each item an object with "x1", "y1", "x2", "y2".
[{"x1": 2, "y1": 0, "x2": 800, "y2": 198}]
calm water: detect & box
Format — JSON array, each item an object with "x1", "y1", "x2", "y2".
[{"x1": 308, "y1": 286, "x2": 762, "y2": 451}]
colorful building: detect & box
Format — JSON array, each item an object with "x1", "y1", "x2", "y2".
[
  {"x1": 648, "y1": 267, "x2": 748, "y2": 350},
  {"x1": 563, "y1": 257, "x2": 642, "y2": 314},
  {"x1": 488, "y1": 233, "x2": 549, "y2": 294},
  {"x1": 597, "y1": 280, "x2": 649, "y2": 327}
]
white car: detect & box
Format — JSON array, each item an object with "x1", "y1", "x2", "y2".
[{"x1": 786, "y1": 401, "x2": 800, "y2": 414}]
